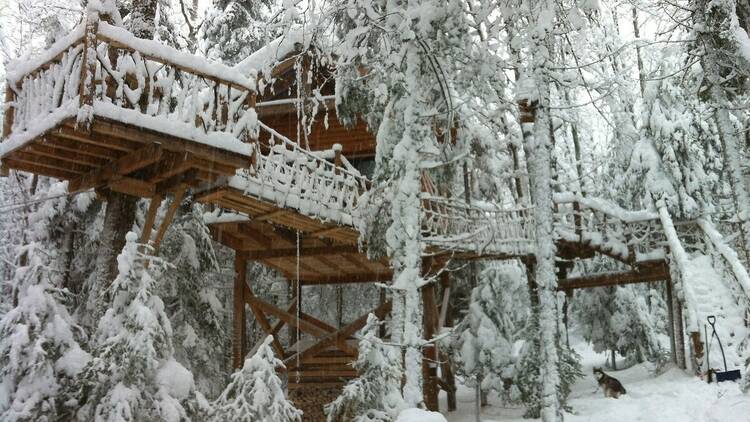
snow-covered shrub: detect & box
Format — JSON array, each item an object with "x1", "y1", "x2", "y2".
[
  {"x1": 211, "y1": 335, "x2": 301, "y2": 422},
  {"x1": 325, "y1": 314, "x2": 405, "y2": 422}
]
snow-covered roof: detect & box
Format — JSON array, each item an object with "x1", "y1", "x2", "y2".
[{"x1": 233, "y1": 29, "x2": 307, "y2": 77}]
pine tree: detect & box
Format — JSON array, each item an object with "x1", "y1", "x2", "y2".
[
  {"x1": 514, "y1": 308, "x2": 582, "y2": 418},
  {"x1": 0, "y1": 180, "x2": 89, "y2": 422},
  {"x1": 325, "y1": 314, "x2": 405, "y2": 422},
  {"x1": 158, "y1": 204, "x2": 227, "y2": 397},
  {"x1": 458, "y1": 264, "x2": 526, "y2": 395},
  {"x1": 199, "y1": 0, "x2": 273, "y2": 65},
  {"x1": 211, "y1": 335, "x2": 302, "y2": 422},
  {"x1": 73, "y1": 232, "x2": 208, "y2": 421}
]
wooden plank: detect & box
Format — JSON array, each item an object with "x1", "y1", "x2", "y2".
[
  {"x1": 233, "y1": 256, "x2": 248, "y2": 369},
  {"x1": 301, "y1": 356, "x2": 355, "y2": 366},
  {"x1": 155, "y1": 169, "x2": 197, "y2": 195},
  {"x1": 254, "y1": 208, "x2": 291, "y2": 222},
  {"x1": 67, "y1": 144, "x2": 163, "y2": 192},
  {"x1": 300, "y1": 272, "x2": 392, "y2": 285},
  {"x1": 88, "y1": 119, "x2": 250, "y2": 169},
  {"x1": 246, "y1": 245, "x2": 360, "y2": 260},
  {"x1": 79, "y1": 16, "x2": 99, "y2": 113},
  {"x1": 11, "y1": 151, "x2": 93, "y2": 174},
  {"x1": 108, "y1": 177, "x2": 155, "y2": 197},
  {"x1": 237, "y1": 223, "x2": 274, "y2": 249},
  {"x1": 1, "y1": 157, "x2": 80, "y2": 180},
  {"x1": 210, "y1": 227, "x2": 250, "y2": 251},
  {"x1": 287, "y1": 369, "x2": 357, "y2": 379},
  {"x1": 558, "y1": 261, "x2": 669, "y2": 290},
  {"x1": 42, "y1": 135, "x2": 122, "y2": 159},
  {"x1": 54, "y1": 124, "x2": 140, "y2": 152},
  {"x1": 25, "y1": 143, "x2": 106, "y2": 167},
  {"x1": 147, "y1": 152, "x2": 196, "y2": 182}
]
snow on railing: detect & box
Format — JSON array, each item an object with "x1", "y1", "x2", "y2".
[
  {"x1": 698, "y1": 219, "x2": 750, "y2": 325},
  {"x1": 420, "y1": 196, "x2": 536, "y2": 256},
  {"x1": 3, "y1": 14, "x2": 259, "y2": 145},
  {"x1": 229, "y1": 122, "x2": 369, "y2": 225},
  {"x1": 554, "y1": 194, "x2": 666, "y2": 262},
  {"x1": 657, "y1": 204, "x2": 700, "y2": 331},
  {"x1": 6, "y1": 40, "x2": 84, "y2": 135}
]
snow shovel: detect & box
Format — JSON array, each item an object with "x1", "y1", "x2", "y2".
[{"x1": 706, "y1": 315, "x2": 741, "y2": 383}]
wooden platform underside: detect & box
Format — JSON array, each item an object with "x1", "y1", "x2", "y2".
[
  {"x1": 211, "y1": 218, "x2": 391, "y2": 285},
  {"x1": 1, "y1": 117, "x2": 251, "y2": 197}
]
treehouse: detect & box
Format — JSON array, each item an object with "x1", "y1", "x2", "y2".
[{"x1": 3, "y1": 12, "x2": 749, "y2": 421}]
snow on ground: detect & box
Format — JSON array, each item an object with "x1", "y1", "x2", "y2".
[{"x1": 442, "y1": 341, "x2": 750, "y2": 422}]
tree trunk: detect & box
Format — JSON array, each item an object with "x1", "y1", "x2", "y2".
[
  {"x1": 611, "y1": 350, "x2": 617, "y2": 371},
  {"x1": 520, "y1": 86, "x2": 562, "y2": 422},
  {"x1": 94, "y1": 191, "x2": 137, "y2": 315}
]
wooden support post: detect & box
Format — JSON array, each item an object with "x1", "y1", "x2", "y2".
[
  {"x1": 422, "y1": 282, "x2": 439, "y2": 411},
  {"x1": 233, "y1": 254, "x2": 247, "y2": 369},
  {"x1": 666, "y1": 279, "x2": 677, "y2": 365},
  {"x1": 668, "y1": 277, "x2": 687, "y2": 369},
  {"x1": 152, "y1": 185, "x2": 187, "y2": 253},
  {"x1": 378, "y1": 287, "x2": 387, "y2": 339},
  {"x1": 440, "y1": 271, "x2": 457, "y2": 412},
  {"x1": 140, "y1": 193, "x2": 163, "y2": 245},
  {"x1": 3, "y1": 85, "x2": 14, "y2": 141},
  {"x1": 333, "y1": 144, "x2": 342, "y2": 175}
]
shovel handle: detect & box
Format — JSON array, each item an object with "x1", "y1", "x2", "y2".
[{"x1": 707, "y1": 315, "x2": 716, "y2": 327}]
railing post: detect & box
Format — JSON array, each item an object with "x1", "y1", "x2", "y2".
[
  {"x1": 3, "y1": 85, "x2": 14, "y2": 140},
  {"x1": 78, "y1": 12, "x2": 100, "y2": 130},
  {"x1": 573, "y1": 201, "x2": 582, "y2": 240},
  {"x1": 333, "y1": 143, "x2": 342, "y2": 176}
]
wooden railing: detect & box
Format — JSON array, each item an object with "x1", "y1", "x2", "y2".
[
  {"x1": 421, "y1": 196, "x2": 536, "y2": 256},
  {"x1": 5, "y1": 29, "x2": 85, "y2": 136},
  {"x1": 235, "y1": 122, "x2": 369, "y2": 225},
  {"x1": 554, "y1": 194, "x2": 666, "y2": 262},
  {"x1": 4, "y1": 13, "x2": 258, "y2": 143}
]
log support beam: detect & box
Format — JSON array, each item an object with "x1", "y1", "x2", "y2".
[{"x1": 233, "y1": 254, "x2": 247, "y2": 369}]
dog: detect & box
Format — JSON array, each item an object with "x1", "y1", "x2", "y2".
[{"x1": 593, "y1": 367, "x2": 627, "y2": 398}]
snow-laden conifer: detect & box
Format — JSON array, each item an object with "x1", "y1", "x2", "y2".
[
  {"x1": 74, "y1": 232, "x2": 209, "y2": 421},
  {"x1": 158, "y1": 205, "x2": 226, "y2": 397},
  {"x1": 458, "y1": 264, "x2": 526, "y2": 395},
  {"x1": 0, "y1": 181, "x2": 89, "y2": 422},
  {"x1": 325, "y1": 314, "x2": 405, "y2": 422},
  {"x1": 199, "y1": 0, "x2": 272, "y2": 65},
  {"x1": 211, "y1": 335, "x2": 301, "y2": 422}
]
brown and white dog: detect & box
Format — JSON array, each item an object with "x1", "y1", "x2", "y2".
[{"x1": 593, "y1": 367, "x2": 627, "y2": 398}]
